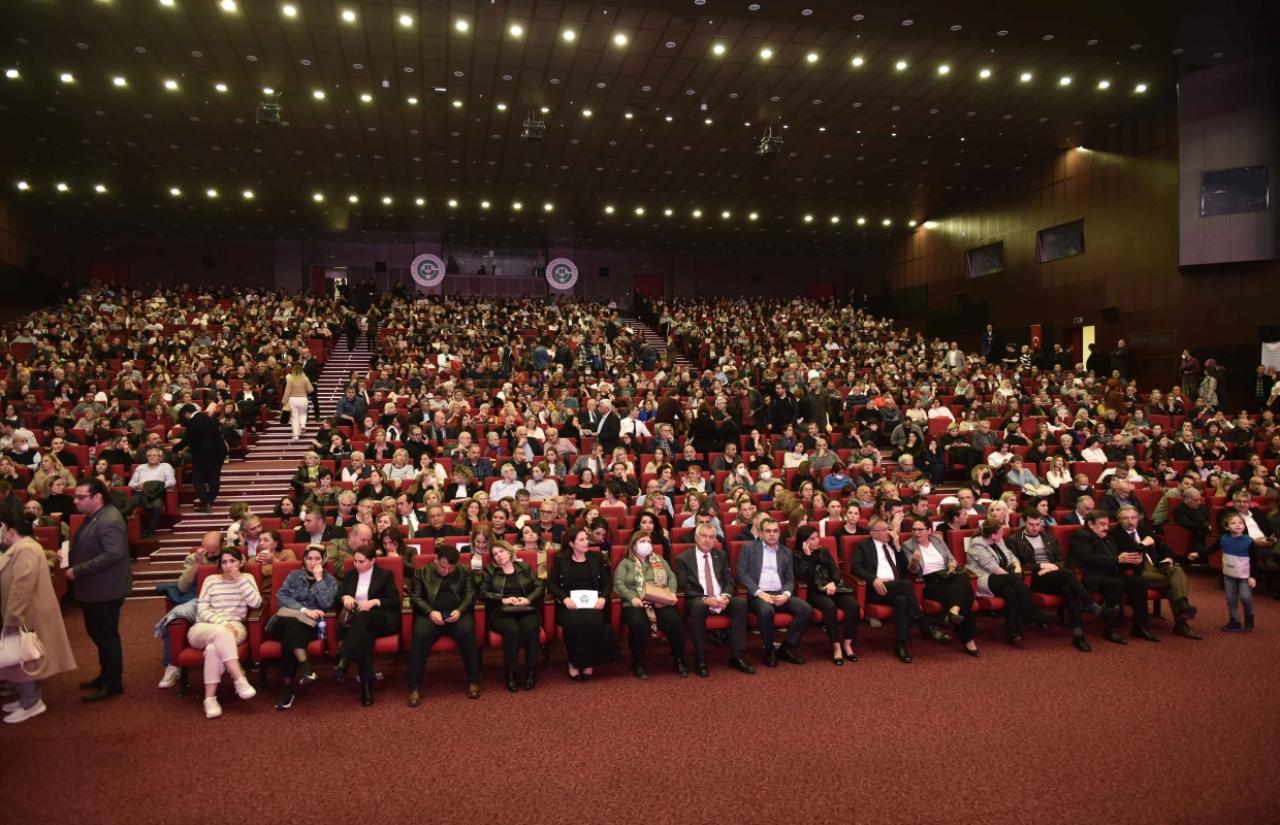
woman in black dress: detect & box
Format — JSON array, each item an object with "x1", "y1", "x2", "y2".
[
  {"x1": 480, "y1": 543, "x2": 544, "y2": 692},
  {"x1": 792, "y1": 526, "x2": 860, "y2": 665},
  {"x1": 547, "y1": 528, "x2": 615, "y2": 680}
]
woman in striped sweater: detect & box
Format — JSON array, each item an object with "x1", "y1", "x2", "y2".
[{"x1": 189, "y1": 548, "x2": 263, "y2": 719}]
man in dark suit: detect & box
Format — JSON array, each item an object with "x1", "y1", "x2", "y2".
[
  {"x1": 1007, "y1": 511, "x2": 1110, "y2": 652},
  {"x1": 293, "y1": 506, "x2": 345, "y2": 545},
  {"x1": 171, "y1": 403, "x2": 228, "y2": 512},
  {"x1": 1172, "y1": 488, "x2": 1213, "y2": 562},
  {"x1": 415, "y1": 505, "x2": 462, "y2": 540},
  {"x1": 405, "y1": 545, "x2": 481, "y2": 706},
  {"x1": 736, "y1": 518, "x2": 812, "y2": 667},
  {"x1": 980, "y1": 324, "x2": 997, "y2": 363},
  {"x1": 1059, "y1": 495, "x2": 1094, "y2": 526},
  {"x1": 1110, "y1": 505, "x2": 1202, "y2": 639},
  {"x1": 674, "y1": 524, "x2": 755, "y2": 677},
  {"x1": 1069, "y1": 511, "x2": 1158, "y2": 644},
  {"x1": 594, "y1": 399, "x2": 621, "y2": 453},
  {"x1": 851, "y1": 518, "x2": 949, "y2": 663},
  {"x1": 334, "y1": 526, "x2": 400, "y2": 706},
  {"x1": 425, "y1": 412, "x2": 454, "y2": 445},
  {"x1": 1170, "y1": 433, "x2": 1200, "y2": 461},
  {"x1": 67, "y1": 478, "x2": 131, "y2": 702}
]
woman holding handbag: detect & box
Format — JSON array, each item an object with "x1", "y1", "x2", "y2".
[
  {"x1": 792, "y1": 525, "x2": 860, "y2": 665},
  {"x1": 0, "y1": 504, "x2": 75, "y2": 723},
  {"x1": 480, "y1": 542, "x2": 545, "y2": 692},
  {"x1": 613, "y1": 530, "x2": 688, "y2": 680}
]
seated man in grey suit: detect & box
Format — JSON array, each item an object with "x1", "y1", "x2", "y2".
[
  {"x1": 674, "y1": 524, "x2": 756, "y2": 677},
  {"x1": 736, "y1": 517, "x2": 812, "y2": 667}
]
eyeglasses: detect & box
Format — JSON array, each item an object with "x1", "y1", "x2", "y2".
[{"x1": 73, "y1": 493, "x2": 94, "y2": 500}]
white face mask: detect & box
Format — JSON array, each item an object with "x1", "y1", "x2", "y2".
[
  {"x1": 759, "y1": 469, "x2": 772, "y2": 480},
  {"x1": 634, "y1": 542, "x2": 653, "y2": 558},
  {"x1": 919, "y1": 485, "x2": 931, "y2": 495}
]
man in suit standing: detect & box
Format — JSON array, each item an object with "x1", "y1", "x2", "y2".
[
  {"x1": 171, "y1": 403, "x2": 228, "y2": 513},
  {"x1": 674, "y1": 524, "x2": 755, "y2": 677},
  {"x1": 736, "y1": 518, "x2": 812, "y2": 667},
  {"x1": 851, "y1": 518, "x2": 950, "y2": 663},
  {"x1": 67, "y1": 478, "x2": 131, "y2": 702},
  {"x1": 1069, "y1": 511, "x2": 1158, "y2": 644},
  {"x1": 980, "y1": 324, "x2": 997, "y2": 364},
  {"x1": 1110, "y1": 506, "x2": 1202, "y2": 639},
  {"x1": 594, "y1": 399, "x2": 621, "y2": 453}
]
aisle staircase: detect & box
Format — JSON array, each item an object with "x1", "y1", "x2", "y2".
[
  {"x1": 128, "y1": 337, "x2": 373, "y2": 597},
  {"x1": 622, "y1": 316, "x2": 693, "y2": 371}
]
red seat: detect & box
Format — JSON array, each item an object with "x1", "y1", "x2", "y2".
[
  {"x1": 484, "y1": 551, "x2": 547, "y2": 650},
  {"x1": 338, "y1": 556, "x2": 405, "y2": 655},
  {"x1": 248, "y1": 561, "x2": 331, "y2": 686},
  {"x1": 169, "y1": 563, "x2": 265, "y2": 696},
  {"x1": 402, "y1": 554, "x2": 486, "y2": 653}
]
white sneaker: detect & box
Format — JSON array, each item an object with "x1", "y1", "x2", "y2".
[
  {"x1": 158, "y1": 665, "x2": 181, "y2": 689},
  {"x1": 203, "y1": 697, "x2": 222, "y2": 719},
  {"x1": 2, "y1": 699, "x2": 22, "y2": 713},
  {"x1": 4, "y1": 701, "x2": 47, "y2": 724},
  {"x1": 233, "y1": 677, "x2": 257, "y2": 700}
]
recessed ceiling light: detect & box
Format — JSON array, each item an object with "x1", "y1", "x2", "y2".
[
  {"x1": 448, "y1": 199, "x2": 459, "y2": 208},
  {"x1": 882, "y1": 218, "x2": 892, "y2": 226},
  {"x1": 169, "y1": 187, "x2": 182, "y2": 196},
  {"x1": 340, "y1": 9, "x2": 356, "y2": 23},
  {"x1": 1135, "y1": 83, "x2": 1148, "y2": 93},
  {"x1": 496, "y1": 103, "x2": 507, "y2": 111},
  {"x1": 415, "y1": 197, "x2": 425, "y2": 206},
  {"x1": 604, "y1": 205, "x2": 615, "y2": 214},
  {"x1": 712, "y1": 42, "x2": 726, "y2": 56},
  {"x1": 830, "y1": 216, "x2": 840, "y2": 224},
  {"x1": 360, "y1": 93, "x2": 372, "y2": 103},
  {"x1": 382, "y1": 195, "x2": 392, "y2": 205},
  {"x1": 206, "y1": 188, "x2": 218, "y2": 198},
  {"x1": 164, "y1": 79, "x2": 178, "y2": 90},
  {"x1": 407, "y1": 96, "x2": 418, "y2": 105},
  {"x1": 582, "y1": 109, "x2": 593, "y2": 117},
  {"x1": 634, "y1": 206, "x2": 645, "y2": 216},
  {"x1": 803, "y1": 214, "x2": 814, "y2": 223},
  {"x1": 664, "y1": 114, "x2": 673, "y2": 122},
  {"x1": 624, "y1": 112, "x2": 634, "y2": 119},
  {"x1": 1059, "y1": 76, "x2": 1072, "y2": 86},
  {"x1": 214, "y1": 82, "x2": 228, "y2": 93},
  {"x1": 112, "y1": 76, "x2": 127, "y2": 87},
  {"x1": 540, "y1": 106, "x2": 550, "y2": 114},
  {"x1": 938, "y1": 64, "x2": 951, "y2": 75},
  {"x1": 398, "y1": 13, "x2": 413, "y2": 28},
  {"x1": 242, "y1": 189, "x2": 254, "y2": 200},
  {"x1": 856, "y1": 217, "x2": 866, "y2": 225},
  {"x1": 895, "y1": 60, "x2": 908, "y2": 71},
  {"x1": 924, "y1": 221, "x2": 938, "y2": 229},
  {"x1": 1097, "y1": 79, "x2": 1111, "y2": 90},
  {"x1": 562, "y1": 29, "x2": 576, "y2": 42},
  {"x1": 281, "y1": 4, "x2": 297, "y2": 18},
  {"x1": 759, "y1": 47, "x2": 774, "y2": 60},
  {"x1": 692, "y1": 209, "x2": 702, "y2": 218},
  {"x1": 348, "y1": 194, "x2": 359, "y2": 203},
  {"x1": 16, "y1": 181, "x2": 29, "y2": 191},
  {"x1": 159, "y1": 0, "x2": 175, "y2": 6},
  {"x1": 312, "y1": 192, "x2": 324, "y2": 202},
  {"x1": 60, "y1": 72, "x2": 75, "y2": 83},
  {"x1": 55, "y1": 182, "x2": 69, "y2": 192},
  {"x1": 543, "y1": 202, "x2": 554, "y2": 212},
  {"x1": 312, "y1": 89, "x2": 325, "y2": 99},
  {"x1": 748, "y1": 212, "x2": 758, "y2": 221},
  {"x1": 455, "y1": 19, "x2": 469, "y2": 33},
  {"x1": 908, "y1": 220, "x2": 918, "y2": 227},
  {"x1": 452, "y1": 99, "x2": 463, "y2": 108},
  {"x1": 806, "y1": 52, "x2": 819, "y2": 64},
  {"x1": 614, "y1": 33, "x2": 628, "y2": 47},
  {"x1": 704, "y1": 118, "x2": 713, "y2": 125},
  {"x1": 663, "y1": 208, "x2": 674, "y2": 216},
  {"x1": 720, "y1": 210, "x2": 730, "y2": 219},
  {"x1": 4, "y1": 68, "x2": 18, "y2": 80},
  {"x1": 220, "y1": 0, "x2": 237, "y2": 12},
  {"x1": 979, "y1": 68, "x2": 992, "y2": 79},
  {"x1": 1020, "y1": 72, "x2": 1032, "y2": 83},
  {"x1": 480, "y1": 200, "x2": 491, "y2": 209},
  {"x1": 509, "y1": 23, "x2": 524, "y2": 37},
  {"x1": 262, "y1": 86, "x2": 275, "y2": 95},
  {"x1": 512, "y1": 201, "x2": 523, "y2": 211},
  {"x1": 851, "y1": 56, "x2": 864, "y2": 67}
]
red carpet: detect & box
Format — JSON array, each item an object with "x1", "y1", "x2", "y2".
[{"x1": 4, "y1": 575, "x2": 1278, "y2": 824}]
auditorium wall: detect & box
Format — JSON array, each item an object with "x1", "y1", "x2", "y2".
[{"x1": 854, "y1": 102, "x2": 1280, "y2": 398}]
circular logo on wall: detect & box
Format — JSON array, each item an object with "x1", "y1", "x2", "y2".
[
  {"x1": 409, "y1": 253, "x2": 446, "y2": 288},
  {"x1": 545, "y1": 257, "x2": 579, "y2": 291}
]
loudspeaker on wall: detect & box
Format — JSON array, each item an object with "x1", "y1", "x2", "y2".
[{"x1": 1100, "y1": 305, "x2": 1120, "y2": 323}]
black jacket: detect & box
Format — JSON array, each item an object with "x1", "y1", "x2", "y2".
[
  {"x1": 173, "y1": 411, "x2": 228, "y2": 463},
  {"x1": 409, "y1": 564, "x2": 476, "y2": 616},
  {"x1": 547, "y1": 550, "x2": 612, "y2": 602},
  {"x1": 850, "y1": 537, "x2": 910, "y2": 582},
  {"x1": 1007, "y1": 529, "x2": 1066, "y2": 573},
  {"x1": 479, "y1": 560, "x2": 545, "y2": 611},
  {"x1": 1068, "y1": 529, "x2": 1123, "y2": 578},
  {"x1": 793, "y1": 548, "x2": 851, "y2": 593},
  {"x1": 338, "y1": 564, "x2": 400, "y2": 625}
]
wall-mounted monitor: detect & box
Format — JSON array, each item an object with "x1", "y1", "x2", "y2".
[{"x1": 1200, "y1": 166, "x2": 1270, "y2": 217}]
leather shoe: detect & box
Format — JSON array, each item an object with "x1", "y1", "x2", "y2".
[
  {"x1": 633, "y1": 662, "x2": 649, "y2": 680},
  {"x1": 506, "y1": 672, "x2": 519, "y2": 693},
  {"x1": 1174, "y1": 623, "x2": 1202, "y2": 640},
  {"x1": 672, "y1": 658, "x2": 689, "y2": 677},
  {"x1": 963, "y1": 646, "x2": 980, "y2": 658},
  {"x1": 727, "y1": 655, "x2": 756, "y2": 675},
  {"x1": 1103, "y1": 629, "x2": 1128, "y2": 645},
  {"x1": 523, "y1": 669, "x2": 536, "y2": 691},
  {"x1": 82, "y1": 686, "x2": 123, "y2": 703},
  {"x1": 694, "y1": 661, "x2": 710, "y2": 678},
  {"x1": 927, "y1": 629, "x2": 951, "y2": 643},
  {"x1": 832, "y1": 653, "x2": 844, "y2": 666},
  {"x1": 1132, "y1": 628, "x2": 1160, "y2": 643},
  {"x1": 466, "y1": 683, "x2": 481, "y2": 699},
  {"x1": 79, "y1": 678, "x2": 103, "y2": 690},
  {"x1": 334, "y1": 657, "x2": 350, "y2": 682},
  {"x1": 763, "y1": 649, "x2": 778, "y2": 668},
  {"x1": 360, "y1": 682, "x2": 374, "y2": 706},
  {"x1": 894, "y1": 644, "x2": 913, "y2": 664},
  {"x1": 777, "y1": 645, "x2": 804, "y2": 665},
  {"x1": 1180, "y1": 604, "x2": 1199, "y2": 620},
  {"x1": 1072, "y1": 636, "x2": 1093, "y2": 653}
]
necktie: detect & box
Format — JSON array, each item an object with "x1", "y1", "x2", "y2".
[
  {"x1": 702, "y1": 553, "x2": 715, "y2": 596},
  {"x1": 880, "y1": 543, "x2": 899, "y2": 579}
]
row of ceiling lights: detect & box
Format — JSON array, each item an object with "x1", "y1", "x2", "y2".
[{"x1": 10, "y1": 179, "x2": 924, "y2": 227}]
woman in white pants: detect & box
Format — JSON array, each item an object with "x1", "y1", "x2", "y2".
[
  {"x1": 188, "y1": 548, "x2": 262, "y2": 718},
  {"x1": 283, "y1": 363, "x2": 313, "y2": 440}
]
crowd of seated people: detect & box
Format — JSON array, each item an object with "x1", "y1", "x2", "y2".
[{"x1": 5, "y1": 284, "x2": 1280, "y2": 717}]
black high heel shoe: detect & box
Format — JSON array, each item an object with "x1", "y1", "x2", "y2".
[{"x1": 505, "y1": 671, "x2": 519, "y2": 693}]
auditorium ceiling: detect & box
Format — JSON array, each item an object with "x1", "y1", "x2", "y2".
[{"x1": 1, "y1": 0, "x2": 1275, "y2": 255}]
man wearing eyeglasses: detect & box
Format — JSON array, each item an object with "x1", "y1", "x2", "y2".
[
  {"x1": 851, "y1": 518, "x2": 950, "y2": 663},
  {"x1": 66, "y1": 478, "x2": 132, "y2": 702}
]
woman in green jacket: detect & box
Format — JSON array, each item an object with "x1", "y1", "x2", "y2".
[{"x1": 613, "y1": 530, "x2": 688, "y2": 680}]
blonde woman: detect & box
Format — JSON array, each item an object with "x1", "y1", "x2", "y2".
[
  {"x1": 282, "y1": 363, "x2": 313, "y2": 441},
  {"x1": 26, "y1": 455, "x2": 75, "y2": 500}
]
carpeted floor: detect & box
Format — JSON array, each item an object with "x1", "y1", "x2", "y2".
[{"x1": 4, "y1": 575, "x2": 1278, "y2": 825}]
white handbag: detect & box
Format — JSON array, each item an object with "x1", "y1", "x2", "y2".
[{"x1": 0, "y1": 625, "x2": 45, "y2": 674}]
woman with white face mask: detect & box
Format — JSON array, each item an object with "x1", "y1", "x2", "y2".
[{"x1": 612, "y1": 531, "x2": 687, "y2": 680}]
